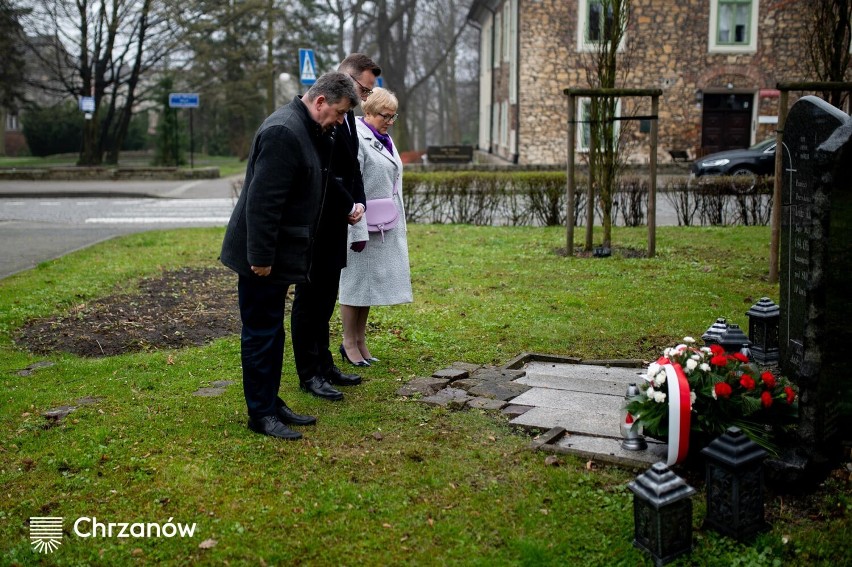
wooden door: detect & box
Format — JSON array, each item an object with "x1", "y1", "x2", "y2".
[{"x1": 701, "y1": 93, "x2": 753, "y2": 154}]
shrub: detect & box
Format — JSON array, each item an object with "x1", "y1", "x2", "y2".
[{"x1": 21, "y1": 102, "x2": 83, "y2": 156}]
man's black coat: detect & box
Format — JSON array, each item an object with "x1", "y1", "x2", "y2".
[{"x1": 220, "y1": 96, "x2": 336, "y2": 283}]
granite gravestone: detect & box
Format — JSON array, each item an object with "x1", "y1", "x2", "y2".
[{"x1": 780, "y1": 95, "x2": 852, "y2": 463}]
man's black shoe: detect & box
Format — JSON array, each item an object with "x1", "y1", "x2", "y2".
[
  {"x1": 300, "y1": 376, "x2": 344, "y2": 401},
  {"x1": 247, "y1": 415, "x2": 302, "y2": 440},
  {"x1": 325, "y1": 365, "x2": 362, "y2": 386},
  {"x1": 277, "y1": 402, "x2": 317, "y2": 426}
]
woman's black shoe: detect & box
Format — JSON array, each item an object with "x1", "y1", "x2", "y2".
[{"x1": 339, "y1": 344, "x2": 370, "y2": 367}]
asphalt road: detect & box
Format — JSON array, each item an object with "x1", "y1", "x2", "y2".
[{"x1": 0, "y1": 177, "x2": 239, "y2": 279}]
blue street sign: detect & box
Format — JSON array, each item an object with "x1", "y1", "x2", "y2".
[
  {"x1": 299, "y1": 48, "x2": 317, "y2": 85},
  {"x1": 79, "y1": 96, "x2": 95, "y2": 112},
  {"x1": 375, "y1": 77, "x2": 384, "y2": 88},
  {"x1": 169, "y1": 93, "x2": 200, "y2": 108}
]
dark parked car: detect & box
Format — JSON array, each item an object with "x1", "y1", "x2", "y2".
[{"x1": 691, "y1": 138, "x2": 776, "y2": 178}]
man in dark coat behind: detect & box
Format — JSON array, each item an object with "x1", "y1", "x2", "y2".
[
  {"x1": 220, "y1": 72, "x2": 359, "y2": 440},
  {"x1": 290, "y1": 54, "x2": 382, "y2": 401}
]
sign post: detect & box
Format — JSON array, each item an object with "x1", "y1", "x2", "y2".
[
  {"x1": 299, "y1": 48, "x2": 317, "y2": 86},
  {"x1": 168, "y1": 93, "x2": 200, "y2": 168}
]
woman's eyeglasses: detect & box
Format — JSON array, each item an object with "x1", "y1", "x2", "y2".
[{"x1": 377, "y1": 112, "x2": 399, "y2": 123}]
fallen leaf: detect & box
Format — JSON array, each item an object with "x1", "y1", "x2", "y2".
[
  {"x1": 540, "y1": 508, "x2": 549, "y2": 515},
  {"x1": 372, "y1": 432, "x2": 384, "y2": 441},
  {"x1": 198, "y1": 539, "x2": 217, "y2": 550},
  {"x1": 131, "y1": 548, "x2": 143, "y2": 556},
  {"x1": 167, "y1": 355, "x2": 175, "y2": 365},
  {"x1": 586, "y1": 460, "x2": 597, "y2": 470},
  {"x1": 382, "y1": 523, "x2": 392, "y2": 529},
  {"x1": 544, "y1": 455, "x2": 561, "y2": 467},
  {"x1": 427, "y1": 518, "x2": 434, "y2": 527}
]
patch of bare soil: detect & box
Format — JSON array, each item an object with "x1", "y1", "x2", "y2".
[{"x1": 15, "y1": 267, "x2": 241, "y2": 357}]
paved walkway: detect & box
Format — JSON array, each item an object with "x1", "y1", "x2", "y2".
[
  {"x1": 406, "y1": 357, "x2": 666, "y2": 468},
  {"x1": 511, "y1": 361, "x2": 666, "y2": 467}
]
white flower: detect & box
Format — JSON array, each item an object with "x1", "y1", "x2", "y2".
[
  {"x1": 647, "y1": 386, "x2": 655, "y2": 397},
  {"x1": 700, "y1": 347, "x2": 711, "y2": 354},
  {"x1": 700, "y1": 363, "x2": 711, "y2": 372},
  {"x1": 655, "y1": 371, "x2": 667, "y2": 386},
  {"x1": 683, "y1": 336, "x2": 696, "y2": 344},
  {"x1": 675, "y1": 344, "x2": 688, "y2": 353},
  {"x1": 690, "y1": 391, "x2": 697, "y2": 405},
  {"x1": 653, "y1": 391, "x2": 667, "y2": 403},
  {"x1": 690, "y1": 354, "x2": 702, "y2": 361},
  {"x1": 686, "y1": 358, "x2": 698, "y2": 372},
  {"x1": 646, "y1": 362, "x2": 661, "y2": 378},
  {"x1": 663, "y1": 347, "x2": 674, "y2": 358}
]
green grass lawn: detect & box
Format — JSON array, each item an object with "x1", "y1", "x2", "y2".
[
  {"x1": 0, "y1": 154, "x2": 246, "y2": 178},
  {"x1": 0, "y1": 225, "x2": 849, "y2": 565}
]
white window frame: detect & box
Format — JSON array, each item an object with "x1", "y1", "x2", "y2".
[
  {"x1": 508, "y1": 0, "x2": 518, "y2": 103},
  {"x1": 493, "y1": 11, "x2": 502, "y2": 68},
  {"x1": 709, "y1": 0, "x2": 758, "y2": 53},
  {"x1": 502, "y1": 2, "x2": 511, "y2": 63},
  {"x1": 576, "y1": 97, "x2": 622, "y2": 152},
  {"x1": 577, "y1": 0, "x2": 626, "y2": 53}
]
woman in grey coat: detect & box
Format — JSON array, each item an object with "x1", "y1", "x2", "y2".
[{"x1": 338, "y1": 88, "x2": 413, "y2": 366}]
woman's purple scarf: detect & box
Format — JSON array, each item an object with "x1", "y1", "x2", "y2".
[{"x1": 359, "y1": 117, "x2": 394, "y2": 155}]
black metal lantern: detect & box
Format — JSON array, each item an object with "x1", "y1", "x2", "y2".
[
  {"x1": 717, "y1": 323, "x2": 751, "y2": 355},
  {"x1": 701, "y1": 317, "x2": 728, "y2": 346},
  {"x1": 628, "y1": 462, "x2": 696, "y2": 566},
  {"x1": 700, "y1": 427, "x2": 769, "y2": 541},
  {"x1": 745, "y1": 297, "x2": 780, "y2": 365}
]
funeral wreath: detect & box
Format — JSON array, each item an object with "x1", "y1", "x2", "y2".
[{"x1": 626, "y1": 337, "x2": 798, "y2": 456}]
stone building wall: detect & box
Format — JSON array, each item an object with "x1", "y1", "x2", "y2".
[{"x1": 511, "y1": 0, "x2": 812, "y2": 165}]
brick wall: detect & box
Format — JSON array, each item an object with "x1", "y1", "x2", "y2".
[{"x1": 511, "y1": 0, "x2": 812, "y2": 165}]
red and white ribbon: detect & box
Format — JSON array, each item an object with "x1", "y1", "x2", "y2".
[{"x1": 657, "y1": 356, "x2": 692, "y2": 465}]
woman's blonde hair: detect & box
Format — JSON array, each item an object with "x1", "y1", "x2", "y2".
[{"x1": 362, "y1": 87, "x2": 398, "y2": 115}]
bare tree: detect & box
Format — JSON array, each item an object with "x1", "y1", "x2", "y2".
[
  {"x1": 582, "y1": 0, "x2": 631, "y2": 249},
  {"x1": 326, "y1": 0, "x2": 472, "y2": 151},
  {"x1": 22, "y1": 0, "x2": 177, "y2": 165},
  {"x1": 805, "y1": 0, "x2": 852, "y2": 108}
]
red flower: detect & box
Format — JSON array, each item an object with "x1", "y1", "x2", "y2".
[
  {"x1": 732, "y1": 352, "x2": 749, "y2": 363},
  {"x1": 761, "y1": 371, "x2": 777, "y2": 388},
  {"x1": 710, "y1": 354, "x2": 728, "y2": 367},
  {"x1": 761, "y1": 391, "x2": 773, "y2": 408},
  {"x1": 739, "y1": 374, "x2": 755, "y2": 390},
  {"x1": 709, "y1": 344, "x2": 725, "y2": 356},
  {"x1": 785, "y1": 386, "x2": 796, "y2": 405},
  {"x1": 715, "y1": 382, "x2": 732, "y2": 399}
]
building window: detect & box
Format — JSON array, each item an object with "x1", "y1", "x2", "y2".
[
  {"x1": 577, "y1": 0, "x2": 625, "y2": 52},
  {"x1": 6, "y1": 112, "x2": 20, "y2": 131},
  {"x1": 577, "y1": 98, "x2": 621, "y2": 152},
  {"x1": 709, "y1": 0, "x2": 757, "y2": 53}
]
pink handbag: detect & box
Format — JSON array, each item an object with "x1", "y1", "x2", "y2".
[{"x1": 365, "y1": 179, "x2": 400, "y2": 240}]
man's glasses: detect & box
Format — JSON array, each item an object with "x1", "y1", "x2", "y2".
[
  {"x1": 378, "y1": 112, "x2": 399, "y2": 123},
  {"x1": 349, "y1": 74, "x2": 373, "y2": 97}
]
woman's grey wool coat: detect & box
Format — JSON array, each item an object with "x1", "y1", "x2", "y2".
[{"x1": 338, "y1": 118, "x2": 413, "y2": 307}]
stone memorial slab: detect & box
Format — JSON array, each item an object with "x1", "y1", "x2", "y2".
[
  {"x1": 780, "y1": 95, "x2": 852, "y2": 456},
  {"x1": 552, "y1": 434, "x2": 667, "y2": 467}
]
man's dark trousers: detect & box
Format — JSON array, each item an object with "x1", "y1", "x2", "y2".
[
  {"x1": 238, "y1": 275, "x2": 290, "y2": 418},
  {"x1": 291, "y1": 266, "x2": 340, "y2": 382}
]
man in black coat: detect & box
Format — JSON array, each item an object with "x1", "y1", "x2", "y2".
[
  {"x1": 221, "y1": 72, "x2": 359, "y2": 439},
  {"x1": 291, "y1": 54, "x2": 382, "y2": 401}
]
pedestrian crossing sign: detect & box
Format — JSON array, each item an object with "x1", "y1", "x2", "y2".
[{"x1": 299, "y1": 48, "x2": 317, "y2": 86}]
